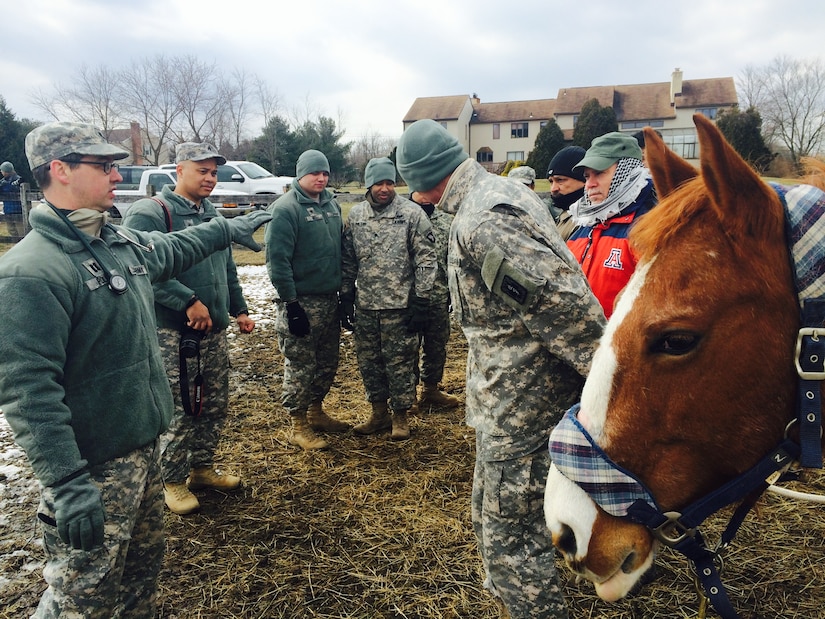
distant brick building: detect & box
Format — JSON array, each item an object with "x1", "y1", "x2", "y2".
[{"x1": 402, "y1": 69, "x2": 737, "y2": 169}]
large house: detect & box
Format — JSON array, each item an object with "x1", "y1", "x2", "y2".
[
  {"x1": 106, "y1": 122, "x2": 173, "y2": 165},
  {"x1": 402, "y1": 69, "x2": 737, "y2": 169}
]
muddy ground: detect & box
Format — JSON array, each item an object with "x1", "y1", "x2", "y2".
[{"x1": 1, "y1": 265, "x2": 823, "y2": 618}]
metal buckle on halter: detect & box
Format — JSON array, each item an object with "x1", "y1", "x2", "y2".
[
  {"x1": 794, "y1": 327, "x2": 825, "y2": 380},
  {"x1": 651, "y1": 511, "x2": 697, "y2": 546}
]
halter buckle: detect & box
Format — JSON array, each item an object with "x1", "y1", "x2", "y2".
[
  {"x1": 795, "y1": 327, "x2": 825, "y2": 380},
  {"x1": 651, "y1": 511, "x2": 696, "y2": 546}
]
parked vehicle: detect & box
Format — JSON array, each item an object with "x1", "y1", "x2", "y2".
[
  {"x1": 113, "y1": 169, "x2": 251, "y2": 219},
  {"x1": 115, "y1": 165, "x2": 157, "y2": 190},
  {"x1": 160, "y1": 161, "x2": 293, "y2": 196}
]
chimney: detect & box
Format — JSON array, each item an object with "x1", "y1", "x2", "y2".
[
  {"x1": 670, "y1": 68, "x2": 683, "y2": 106},
  {"x1": 130, "y1": 122, "x2": 144, "y2": 164},
  {"x1": 471, "y1": 93, "x2": 480, "y2": 106}
]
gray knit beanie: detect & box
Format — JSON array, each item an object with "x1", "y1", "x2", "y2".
[
  {"x1": 364, "y1": 157, "x2": 396, "y2": 188},
  {"x1": 295, "y1": 149, "x2": 330, "y2": 179},
  {"x1": 396, "y1": 119, "x2": 468, "y2": 192}
]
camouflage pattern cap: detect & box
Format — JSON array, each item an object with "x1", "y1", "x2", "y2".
[
  {"x1": 175, "y1": 142, "x2": 227, "y2": 165},
  {"x1": 507, "y1": 165, "x2": 536, "y2": 185},
  {"x1": 25, "y1": 122, "x2": 130, "y2": 170}
]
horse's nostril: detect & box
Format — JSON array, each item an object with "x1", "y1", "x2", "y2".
[
  {"x1": 557, "y1": 524, "x2": 577, "y2": 557},
  {"x1": 620, "y1": 551, "x2": 636, "y2": 574}
]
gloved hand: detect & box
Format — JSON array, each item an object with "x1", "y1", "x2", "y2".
[
  {"x1": 52, "y1": 471, "x2": 105, "y2": 551},
  {"x1": 339, "y1": 291, "x2": 355, "y2": 331},
  {"x1": 286, "y1": 300, "x2": 311, "y2": 337},
  {"x1": 225, "y1": 210, "x2": 272, "y2": 251},
  {"x1": 405, "y1": 295, "x2": 430, "y2": 334}
]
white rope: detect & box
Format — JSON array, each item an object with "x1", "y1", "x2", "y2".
[{"x1": 767, "y1": 484, "x2": 825, "y2": 504}]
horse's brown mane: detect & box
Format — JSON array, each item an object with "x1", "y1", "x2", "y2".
[{"x1": 630, "y1": 177, "x2": 708, "y2": 262}]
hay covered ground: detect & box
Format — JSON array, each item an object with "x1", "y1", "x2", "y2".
[{"x1": 1, "y1": 264, "x2": 824, "y2": 618}]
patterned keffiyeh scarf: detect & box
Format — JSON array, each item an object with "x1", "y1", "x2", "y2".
[{"x1": 570, "y1": 158, "x2": 650, "y2": 227}]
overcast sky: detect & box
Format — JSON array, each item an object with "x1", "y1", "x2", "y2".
[{"x1": 3, "y1": 0, "x2": 825, "y2": 144}]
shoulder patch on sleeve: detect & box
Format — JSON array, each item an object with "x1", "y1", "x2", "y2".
[{"x1": 480, "y1": 245, "x2": 545, "y2": 311}]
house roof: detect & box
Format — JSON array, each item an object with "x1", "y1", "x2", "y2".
[
  {"x1": 403, "y1": 95, "x2": 470, "y2": 122},
  {"x1": 472, "y1": 99, "x2": 556, "y2": 123},
  {"x1": 553, "y1": 77, "x2": 737, "y2": 121}
]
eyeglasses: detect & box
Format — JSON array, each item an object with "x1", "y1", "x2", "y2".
[{"x1": 70, "y1": 160, "x2": 121, "y2": 174}]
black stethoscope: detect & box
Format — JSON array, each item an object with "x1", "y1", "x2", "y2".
[{"x1": 47, "y1": 203, "x2": 154, "y2": 296}]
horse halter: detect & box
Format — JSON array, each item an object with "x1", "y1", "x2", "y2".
[{"x1": 548, "y1": 183, "x2": 825, "y2": 619}]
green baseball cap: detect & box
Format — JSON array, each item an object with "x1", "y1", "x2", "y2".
[{"x1": 573, "y1": 132, "x2": 643, "y2": 172}]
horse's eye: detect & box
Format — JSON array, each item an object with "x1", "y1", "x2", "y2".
[{"x1": 651, "y1": 332, "x2": 699, "y2": 356}]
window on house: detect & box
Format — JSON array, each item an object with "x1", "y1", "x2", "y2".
[
  {"x1": 506, "y1": 151, "x2": 524, "y2": 161},
  {"x1": 511, "y1": 123, "x2": 529, "y2": 138},
  {"x1": 572, "y1": 115, "x2": 579, "y2": 127},
  {"x1": 439, "y1": 121, "x2": 448, "y2": 128},
  {"x1": 620, "y1": 120, "x2": 665, "y2": 129},
  {"x1": 695, "y1": 108, "x2": 718, "y2": 120},
  {"x1": 663, "y1": 133, "x2": 698, "y2": 159},
  {"x1": 476, "y1": 148, "x2": 493, "y2": 163},
  {"x1": 493, "y1": 123, "x2": 500, "y2": 139},
  {"x1": 539, "y1": 121, "x2": 548, "y2": 129}
]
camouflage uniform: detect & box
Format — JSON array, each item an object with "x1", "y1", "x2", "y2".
[
  {"x1": 35, "y1": 442, "x2": 164, "y2": 618},
  {"x1": 275, "y1": 294, "x2": 340, "y2": 413},
  {"x1": 157, "y1": 328, "x2": 231, "y2": 481},
  {"x1": 342, "y1": 193, "x2": 436, "y2": 410},
  {"x1": 440, "y1": 159, "x2": 606, "y2": 619},
  {"x1": 124, "y1": 185, "x2": 249, "y2": 485},
  {"x1": 415, "y1": 205, "x2": 453, "y2": 386}
]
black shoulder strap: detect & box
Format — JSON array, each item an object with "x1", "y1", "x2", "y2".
[{"x1": 150, "y1": 197, "x2": 173, "y2": 233}]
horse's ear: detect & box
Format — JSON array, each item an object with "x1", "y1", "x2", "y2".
[
  {"x1": 694, "y1": 113, "x2": 783, "y2": 239},
  {"x1": 644, "y1": 127, "x2": 697, "y2": 198}
]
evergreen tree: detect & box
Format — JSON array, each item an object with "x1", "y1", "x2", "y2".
[
  {"x1": 716, "y1": 107, "x2": 774, "y2": 173},
  {"x1": 248, "y1": 116, "x2": 297, "y2": 176},
  {"x1": 573, "y1": 98, "x2": 618, "y2": 149},
  {"x1": 526, "y1": 119, "x2": 565, "y2": 178},
  {"x1": 0, "y1": 97, "x2": 38, "y2": 185}
]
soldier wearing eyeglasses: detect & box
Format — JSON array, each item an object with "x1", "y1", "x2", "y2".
[{"x1": 0, "y1": 122, "x2": 270, "y2": 618}]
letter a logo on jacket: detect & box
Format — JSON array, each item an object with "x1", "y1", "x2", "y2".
[{"x1": 603, "y1": 248, "x2": 624, "y2": 270}]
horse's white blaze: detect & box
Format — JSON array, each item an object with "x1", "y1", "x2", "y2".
[
  {"x1": 544, "y1": 463, "x2": 598, "y2": 555},
  {"x1": 578, "y1": 258, "x2": 655, "y2": 439}
]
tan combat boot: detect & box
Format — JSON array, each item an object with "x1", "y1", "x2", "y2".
[
  {"x1": 164, "y1": 482, "x2": 200, "y2": 515},
  {"x1": 419, "y1": 383, "x2": 460, "y2": 409},
  {"x1": 307, "y1": 401, "x2": 351, "y2": 433},
  {"x1": 353, "y1": 401, "x2": 392, "y2": 435},
  {"x1": 391, "y1": 409, "x2": 410, "y2": 440},
  {"x1": 289, "y1": 414, "x2": 329, "y2": 450},
  {"x1": 188, "y1": 466, "x2": 242, "y2": 491}
]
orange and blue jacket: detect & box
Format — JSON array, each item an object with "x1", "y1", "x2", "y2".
[{"x1": 566, "y1": 182, "x2": 657, "y2": 318}]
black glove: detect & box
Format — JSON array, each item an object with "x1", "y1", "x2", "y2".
[
  {"x1": 52, "y1": 471, "x2": 105, "y2": 551},
  {"x1": 339, "y1": 291, "x2": 355, "y2": 331},
  {"x1": 286, "y1": 300, "x2": 311, "y2": 337},
  {"x1": 225, "y1": 210, "x2": 272, "y2": 251},
  {"x1": 405, "y1": 295, "x2": 430, "y2": 334}
]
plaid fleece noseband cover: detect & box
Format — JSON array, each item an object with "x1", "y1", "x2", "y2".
[{"x1": 549, "y1": 405, "x2": 659, "y2": 518}]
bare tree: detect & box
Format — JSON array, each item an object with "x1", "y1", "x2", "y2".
[
  {"x1": 349, "y1": 129, "x2": 397, "y2": 186},
  {"x1": 738, "y1": 55, "x2": 825, "y2": 164},
  {"x1": 29, "y1": 64, "x2": 122, "y2": 134},
  {"x1": 169, "y1": 55, "x2": 231, "y2": 146},
  {"x1": 117, "y1": 55, "x2": 182, "y2": 165}
]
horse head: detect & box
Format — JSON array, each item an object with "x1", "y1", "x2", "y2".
[{"x1": 544, "y1": 114, "x2": 822, "y2": 602}]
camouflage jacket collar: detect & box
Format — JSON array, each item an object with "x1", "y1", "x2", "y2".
[{"x1": 439, "y1": 159, "x2": 480, "y2": 215}]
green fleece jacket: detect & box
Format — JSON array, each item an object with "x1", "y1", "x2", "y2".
[
  {"x1": 123, "y1": 185, "x2": 248, "y2": 332},
  {"x1": 0, "y1": 203, "x2": 238, "y2": 487},
  {"x1": 265, "y1": 183, "x2": 342, "y2": 301}
]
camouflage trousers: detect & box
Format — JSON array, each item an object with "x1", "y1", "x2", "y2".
[
  {"x1": 414, "y1": 299, "x2": 451, "y2": 385},
  {"x1": 471, "y1": 434, "x2": 569, "y2": 619},
  {"x1": 34, "y1": 441, "x2": 164, "y2": 619},
  {"x1": 276, "y1": 294, "x2": 340, "y2": 416},
  {"x1": 158, "y1": 327, "x2": 230, "y2": 484},
  {"x1": 354, "y1": 307, "x2": 417, "y2": 411}
]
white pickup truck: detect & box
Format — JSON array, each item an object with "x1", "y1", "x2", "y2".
[
  {"x1": 113, "y1": 169, "x2": 251, "y2": 219},
  {"x1": 160, "y1": 160, "x2": 293, "y2": 196}
]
